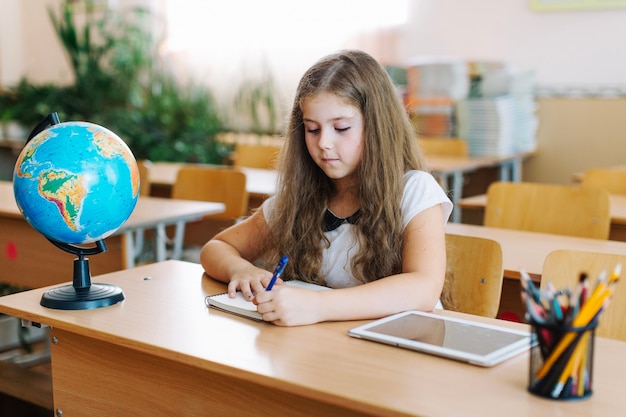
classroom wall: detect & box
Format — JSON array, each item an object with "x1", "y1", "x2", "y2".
[
  {"x1": 2, "y1": 1, "x2": 625, "y2": 185},
  {"x1": 526, "y1": 98, "x2": 626, "y2": 184},
  {"x1": 399, "y1": 1, "x2": 626, "y2": 87},
  {"x1": 397, "y1": 1, "x2": 626, "y2": 185}
]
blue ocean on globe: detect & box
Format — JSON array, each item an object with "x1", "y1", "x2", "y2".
[{"x1": 13, "y1": 121, "x2": 140, "y2": 245}]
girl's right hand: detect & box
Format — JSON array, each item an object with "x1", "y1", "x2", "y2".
[{"x1": 227, "y1": 266, "x2": 281, "y2": 301}]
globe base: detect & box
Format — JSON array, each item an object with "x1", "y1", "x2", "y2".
[{"x1": 40, "y1": 284, "x2": 125, "y2": 310}]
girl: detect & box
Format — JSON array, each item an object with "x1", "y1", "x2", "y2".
[{"x1": 200, "y1": 50, "x2": 452, "y2": 326}]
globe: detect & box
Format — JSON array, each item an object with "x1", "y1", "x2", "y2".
[
  {"x1": 12, "y1": 116, "x2": 139, "y2": 310},
  {"x1": 13, "y1": 121, "x2": 140, "y2": 245}
]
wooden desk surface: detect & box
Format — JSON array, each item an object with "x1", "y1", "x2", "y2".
[
  {"x1": 446, "y1": 223, "x2": 626, "y2": 281},
  {"x1": 0, "y1": 260, "x2": 624, "y2": 416},
  {"x1": 426, "y1": 151, "x2": 532, "y2": 175},
  {"x1": 147, "y1": 153, "x2": 532, "y2": 198},
  {"x1": 146, "y1": 161, "x2": 278, "y2": 197},
  {"x1": 572, "y1": 164, "x2": 626, "y2": 182},
  {"x1": 425, "y1": 155, "x2": 498, "y2": 174}
]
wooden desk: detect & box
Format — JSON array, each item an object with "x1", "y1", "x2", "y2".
[
  {"x1": 457, "y1": 192, "x2": 626, "y2": 241},
  {"x1": 0, "y1": 260, "x2": 624, "y2": 417},
  {"x1": 146, "y1": 161, "x2": 277, "y2": 201},
  {"x1": 426, "y1": 151, "x2": 533, "y2": 222},
  {"x1": 572, "y1": 164, "x2": 626, "y2": 182},
  {"x1": 446, "y1": 222, "x2": 626, "y2": 319},
  {"x1": 1, "y1": 181, "x2": 224, "y2": 288},
  {"x1": 146, "y1": 153, "x2": 532, "y2": 223}
]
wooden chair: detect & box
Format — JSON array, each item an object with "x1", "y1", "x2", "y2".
[
  {"x1": 581, "y1": 168, "x2": 626, "y2": 195},
  {"x1": 541, "y1": 249, "x2": 626, "y2": 341},
  {"x1": 172, "y1": 166, "x2": 248, "y2": 221},
  {"x1": 442, "y1": 234, "x2": 504, "y2": 318},
  {"x1": 484, "y1": 181, "x2": 611, "y2": 239},
  {"x1": 232, "y1": 143, "x2": 282, "y2": 170},
  {"x1": 170, "y1": 166, "x2": 249, "y2": 255},
  {"x1": 417, "y1": 137, "x2": 469, "y2": 157},
  {"x1": 137, "y1": 160, "x2": 151, "y2": 196}
]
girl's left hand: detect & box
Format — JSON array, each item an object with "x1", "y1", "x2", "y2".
[{"x1": 254, "y1": 286, "x2": 323, "y2": 326}]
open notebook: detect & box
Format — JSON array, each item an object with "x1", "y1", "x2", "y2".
[{"x1": 205, "y1": 280, "x2": 330, "y2": 320}]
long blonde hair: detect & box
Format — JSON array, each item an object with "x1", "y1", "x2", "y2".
[{"x1": 264, "y1": 50, "x2": 426, "y2": 284}]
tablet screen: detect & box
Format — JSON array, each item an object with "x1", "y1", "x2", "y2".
[
  {"x1": 349, "y1": 311, "x2": 533, "y2": 366},
  {"x1": 365, "y1": 312, "x2": 527, "y2": 356}
]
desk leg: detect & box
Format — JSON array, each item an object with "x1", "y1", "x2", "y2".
[
  {"x1": 122, "y1": 232, "x2": 135, "y2": 269},
  {"x1": 450, "y1": 172, "x2": 464, "y2": 223},
  {"x1": 499, "y1": 158, "x2": 522, "y2": 182},
  {"x1": 155, "y1": 224, "x2": 167, "y2": 262},
  {"x1": 154, "y1": 222, "x2": 186, "y2": 262},
  {"x1": 171, "y1": 220, "x2": 186, "y2": 260}
]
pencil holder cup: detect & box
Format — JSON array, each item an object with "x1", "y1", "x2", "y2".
[{"x1": 528, "y1": 319, "x2": 597, "y2": 400}]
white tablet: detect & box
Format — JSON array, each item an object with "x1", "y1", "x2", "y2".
[{"x1": 348, "y1": 310, "x2": 534, "y2": 367}]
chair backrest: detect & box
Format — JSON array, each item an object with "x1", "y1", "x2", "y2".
[
  {"x1": 442, "y1": 234, "x2": 504, "y2": 318},
  {"x1": 484, "y1": 181, "x2": 611, "y2": 239},
  {"x1": 541, "y1": 249, "x2": 626, "y2": 341},
  {"x1": 418, "y1": 137, "x2": 469, "y2": 157},
  {"x1": 172, "y1": 166, "x2": 248, "y2": 220},
  {"x1": 232, "y1": 143, "x2": 282, "y2": 170},
  {"x1": 137, "y1": 160, "x2": 151, "y2": 196},
  {"x1": 581, "y1": 168, "x2": 626, "y2": 195}
]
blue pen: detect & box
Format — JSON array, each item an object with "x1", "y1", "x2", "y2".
[{"x1": 266, "y1": 256, "x2": 288, "y2": 291}]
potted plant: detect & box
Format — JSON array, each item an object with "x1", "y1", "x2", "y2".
[{"x1": 0, "y1": 0, "x2": 226, "y2": 164}]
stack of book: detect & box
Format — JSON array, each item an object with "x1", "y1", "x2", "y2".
[
  {"x1": 456, "y1": 95, "x2": 537, "y2": 156},
  {"x1": 404, "y1": 57, "x2": 469, "y2": 137},
  {"x1": 456, "y1": 64, "x2": 538, "y2": 156}
]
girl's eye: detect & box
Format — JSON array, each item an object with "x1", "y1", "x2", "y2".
[
  {"x1": 306, "y1": 128, "x2": 320, "y2": 134},
  {"x1": 336, "y1": 127, "x2": 350, "y2": 132}
]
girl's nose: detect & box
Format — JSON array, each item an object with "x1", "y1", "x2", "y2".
[{"x1": 318, "y1": 129, "x2": 333, "y2": 150}]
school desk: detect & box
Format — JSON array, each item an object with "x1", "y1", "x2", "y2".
[
  {"x1": 0, "y1": 260, "x2": 623, "y2": 417},
  {"x1": 146, "y1": 152, "x2": 533, "y2": 222},
  {"x1": 446, "y1": 222, "x2": 626, "y2": 319},
  {"x1": 427, "y1": 151, "x2": 533, "y2": 222},
  {"x1": 145, "y1": 161, "x2": 277, "y2": 205},
  {"x1": 0, "y1": 181, "x2": 224, "y2": 289},
  {"x1": 571, "y1": 164, "x2": 626, "y2": 182},
  {"x1": 457, "y1": 192, "x2": 626, "y2": 241}
]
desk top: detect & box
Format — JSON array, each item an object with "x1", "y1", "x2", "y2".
[
  {"x1": 0, "y1": 260, "x2": 623, "y2": 417},
  {"x1": 446, "y1": 223, "x2": 626, "y2": 281},
  {"x1": 146, "y1": 162, "x2": 278, "y2": 196},
  {"x1": 458, "y1": 192, "x2": 626, "y2": 225},
  {"x1": 1, "y1": 181, "x2": 225, "y2": 232},
  {"x1": 426, "y1": 151, "x2": 530, "y2": 175},
  {"x1": 572, "y1": 165, "x2": 626, "y2": 182},
  {"x1": 147, "y1": 153, "x2": 533, "y2": 196}
]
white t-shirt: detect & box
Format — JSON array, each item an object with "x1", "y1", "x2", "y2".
[{"x1": 262, "y1": 170, "x2": 453, "y2": 289}]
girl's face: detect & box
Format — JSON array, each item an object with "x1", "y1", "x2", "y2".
[{"x1": 302, "y1": 93, "x2": 364, "y2": 183}]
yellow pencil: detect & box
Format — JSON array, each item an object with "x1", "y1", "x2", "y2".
[
  {"x1": 551, "y1": 331, "x2": 587, "y2": 398},
  {"x1": 536, "y1": 287, "x2": 611, "y2": 379},
  {"x1": 577, "y1": 331, "x2": 590, "y2": 397}
]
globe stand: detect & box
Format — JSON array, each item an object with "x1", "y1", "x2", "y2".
[{"x1": 40, "y1": 239, "x2": 125, "y2": 310}]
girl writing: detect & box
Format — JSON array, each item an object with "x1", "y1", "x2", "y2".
[{"x1": 200, "y1": 50, "x2": 452, "y2": 326}]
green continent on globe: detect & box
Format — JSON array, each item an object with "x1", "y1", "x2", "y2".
[{"x1": 39, "y1": 170, "x2": 86, "y2": 232}]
